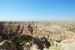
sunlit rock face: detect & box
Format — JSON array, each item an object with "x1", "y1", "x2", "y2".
[
  {"x1": 0, "y1": 22, "x2": 75, "y2": 50},
  {"x1": 30, "y1": 44, "x2": 40, "y2": 50},
  {"x1": 0, "y1": 40, "x2": 16, "y2": 50},
  {"x1": 59, "y1": 40, "x2": 75, "y2": 50},
  {"x1": 3, "y1": 23, "x2": 33, "y2": 36},
  {"x1": 0, "y1": 22, "x2": 75, "y2": 41}
]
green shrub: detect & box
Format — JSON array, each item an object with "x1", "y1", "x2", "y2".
[{"x1": 12, "y1": 35, "x2": 33, "y2": 50}]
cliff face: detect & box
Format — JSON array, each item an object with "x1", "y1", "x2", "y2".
[
  {"x1": 0, "y1": 22, "x2": 75, "y2": 41},
  {"x1": 0, "y1": 22, "x2": 75, "y2": 50},
  {"x1": 3, "y1": 24, "x2": 33, "y2": 35}
]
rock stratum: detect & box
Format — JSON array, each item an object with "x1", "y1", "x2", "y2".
[
  {"x1": 0, "y1": 22, "x2": 75, "y2": 41},
  {"x1": 0, "y1": 22, "x2": 75, "y2": 50}
]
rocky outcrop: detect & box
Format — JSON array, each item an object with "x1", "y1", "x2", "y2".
[
  {"x1": 0, "y1": 40, "x2": 16, "y2": 50},
  {"x1": 0, "y1": 22, "x2": 75, "y2": 50},
  {"x1": 22, "y1": 37, "x2": 51, "y2": 50},
  {"x1": 0, "y1": 22, "x2": 75, "y2": 41},
  {"x1": 32, "y1": 38, "x2": 51, "y2": 50}
]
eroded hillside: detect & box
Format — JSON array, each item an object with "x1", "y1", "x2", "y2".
[
  {"x1": 0, "y1": 22, "x2": 75, "y2": 50},
  {"x1": 0, "y1": 22, "x2": 75, "y2": 41}
]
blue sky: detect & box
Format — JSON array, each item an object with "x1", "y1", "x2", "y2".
[{"x1": 0, "y1": 0, "x2": 75, "y2": 21}]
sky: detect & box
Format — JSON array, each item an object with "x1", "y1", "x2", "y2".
[{"x1": 0, "y1": 0, "x2": 75, "y2": 21}]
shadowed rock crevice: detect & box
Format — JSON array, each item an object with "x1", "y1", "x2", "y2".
[
  {"x1": 32, "y1": 37, "x2": 51, "y2": 50},
  {"x1": 0, "y1": 22, "x2": 75, "y2": 50}
]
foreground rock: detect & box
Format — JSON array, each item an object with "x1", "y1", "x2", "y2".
[
  {"x1": 61, "y1": 40, "x2": 75, "y2": 50},
  {"x1": 0, "y1": 40, "x2": 16, "y2": 50},
  {"x1": 22, "y1": 37, "x2": 51, "y2": 50}
]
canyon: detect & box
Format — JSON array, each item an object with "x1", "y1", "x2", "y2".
[{"x1": 0, "y1": 22, "x2": 75, "y2": 50}]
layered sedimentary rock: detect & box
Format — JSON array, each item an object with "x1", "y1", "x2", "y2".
[{"x1": 0, "y1": 22, "x2": 75, "y2": 41}]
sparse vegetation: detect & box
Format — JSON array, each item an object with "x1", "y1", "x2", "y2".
[
  {"x1": 0, "y1": 22, "x2": 75, "y2": 50},
  {"x1": 12, "y1": 35, "x2": 33, "y2": 50},
  {"x1": 68, "y1": 26, "x2": 75, "y2": 32},
  {"x1": 50, "y1": 46, "x2": 64, "y2": 50}
]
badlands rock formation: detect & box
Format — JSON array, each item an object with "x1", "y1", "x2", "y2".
[
  {"x1": 22, "y1": 37, "x2": 51, "y2": 50},
  {"x1": 0, "y1": 40, "x2": 16, "y2": 50},
  {"x1": 0, "y1": 22, "x2": 75, "y2": 50},
  {"x1": 0, "y1": 22, "x2": 75, "y2": 41}
]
